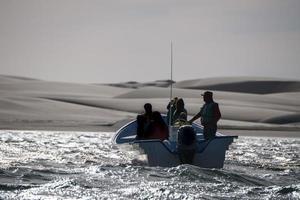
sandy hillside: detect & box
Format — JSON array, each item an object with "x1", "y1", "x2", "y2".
[
  {"x1": 174, "y1": 77, "x2": 300, "y2": 94},
  {"x1": 0, "y1": 75, "x2": 299, "y2": 136}
]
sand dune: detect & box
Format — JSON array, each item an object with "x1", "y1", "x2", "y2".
[
  {"x1": 265, "y1": 92, "x2": 300, "y2": 100},
  {"x1": 41, "y1": 96, "x2": 294, "y2": 123},
  {"x1": 0, "y1": 75, "x2": 299, "y2": 136},
  {"x1": 0, "y1": 75, "x2": 135, "y2": 131},
  {"x1": 174, "y1": 77, "x2": 300, "y2": 94},
  {"x1": 0, "y1": 75, "x2": 39, "y2": 82},
  {"x1": 106, "y1": 80, "x2": 173, "y2": 88},
  {"x1": 262, "y1": 113, "x2": 300, "y2": 124},
  {"x1": 0, "y1": 75, "x2": 132, "y2": 98},
  {"x1": 36, "y1": 95, "x2": 299, "y2": 131},
  {"x1": 116, "y1": 87, "x2": 300, "y2": 107},
  {"x1": 0, "y1": 95, "x2": 134, "y2": 131}
]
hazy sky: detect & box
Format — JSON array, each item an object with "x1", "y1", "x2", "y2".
[{"x1": 0, "y1": 0, "x2": 299, "y2": 83}]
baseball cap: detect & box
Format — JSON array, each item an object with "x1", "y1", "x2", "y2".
[{"x1": 201, "y1": 91, "x2": 213, "y2": 97}]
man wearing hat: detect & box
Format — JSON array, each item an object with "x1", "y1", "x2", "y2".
[{"x1": 188, "y1": 91, "x2": 221, "y2": 140}]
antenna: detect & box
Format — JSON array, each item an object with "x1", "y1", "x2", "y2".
[
  {"x1": 170, "y1": 42, "x2": 173, "y2": 103},
  {"x1": 168, "y1": 42, "x2": 173, "y2": 128}
]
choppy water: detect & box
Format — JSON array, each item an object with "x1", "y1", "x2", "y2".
[{"x1": 0, "y1": 130, "x2": 299, "y2": 200}]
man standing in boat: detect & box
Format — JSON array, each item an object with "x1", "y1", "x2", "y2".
[{"x1": 188, "y1": 91, "x2": 221, "y2": 140}]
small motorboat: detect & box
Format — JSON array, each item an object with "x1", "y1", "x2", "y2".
[{"x1": 113, "y1": 116, "x2": 238, "y2": 168}]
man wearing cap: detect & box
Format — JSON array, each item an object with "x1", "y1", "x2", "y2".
[{"x1": 188, "y1": 91, "x2": 221, "y2": 140}]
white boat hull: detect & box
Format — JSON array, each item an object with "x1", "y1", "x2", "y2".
[{"x1": 113, "y1": 117, "x2": 237, "y2": 168}]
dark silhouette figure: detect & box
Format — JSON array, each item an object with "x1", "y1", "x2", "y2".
[
  {"x1": 177, "y1": 125, "x2": 197, "y2": 164},
  {"x1": 145, "y1": 111, "x2": 169, "y2": 141},
  {"x1": 166, "y1": 97, "x2": 178, "y2": 125},
  {"x1": 136, "y1": 103, "x2": 153, "y2": 139},
  {"x1": 189, "y1": 91, "x2": 221, "y2": 140},
  {"x1": 172, "y1": 98, "x2": 187, "y2": 125}
]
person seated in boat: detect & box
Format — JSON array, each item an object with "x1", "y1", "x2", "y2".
[
  {"x1": 172, "y1": 98, "x2": 187, "y2": 125},
  {"x1": 188, "y1": 91, "x2": 221, "y2": 140},
  {"x1": 166, "y1": 97, "x2": 178, "y2": 125},
  {"x1": 136, "y1": 103, "x2": 153, "y2": 139},
  {"x1": 174, "y1": 112, "x2": 188, "y2": 127},
  {"x1": 144, "y1": 111, "x2": 169, "y2": 141}
]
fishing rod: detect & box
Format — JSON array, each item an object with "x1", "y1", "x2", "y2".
[{"x1": 168, "y1": 42, "x2": 173, "y2": 129}]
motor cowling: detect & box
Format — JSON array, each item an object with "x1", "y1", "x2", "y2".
[{"x1": 177, "y1": 125, "x2": 197, "y2": 164}]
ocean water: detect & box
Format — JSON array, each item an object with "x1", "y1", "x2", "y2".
[{"x1": 0, "y1": 130, "x2": 299, "y2": 200}]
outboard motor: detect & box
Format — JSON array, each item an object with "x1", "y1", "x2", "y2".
[{"x1": 177, "y1": 125, "x2": 197, "y2": 164}]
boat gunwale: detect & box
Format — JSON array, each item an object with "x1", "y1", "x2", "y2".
[
  {"x1": 113, "y1": 117, "x2": 238, "y2": 145},
  {"x1": 131, "y1": 135, "x2": 238, "y2": 154}
]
